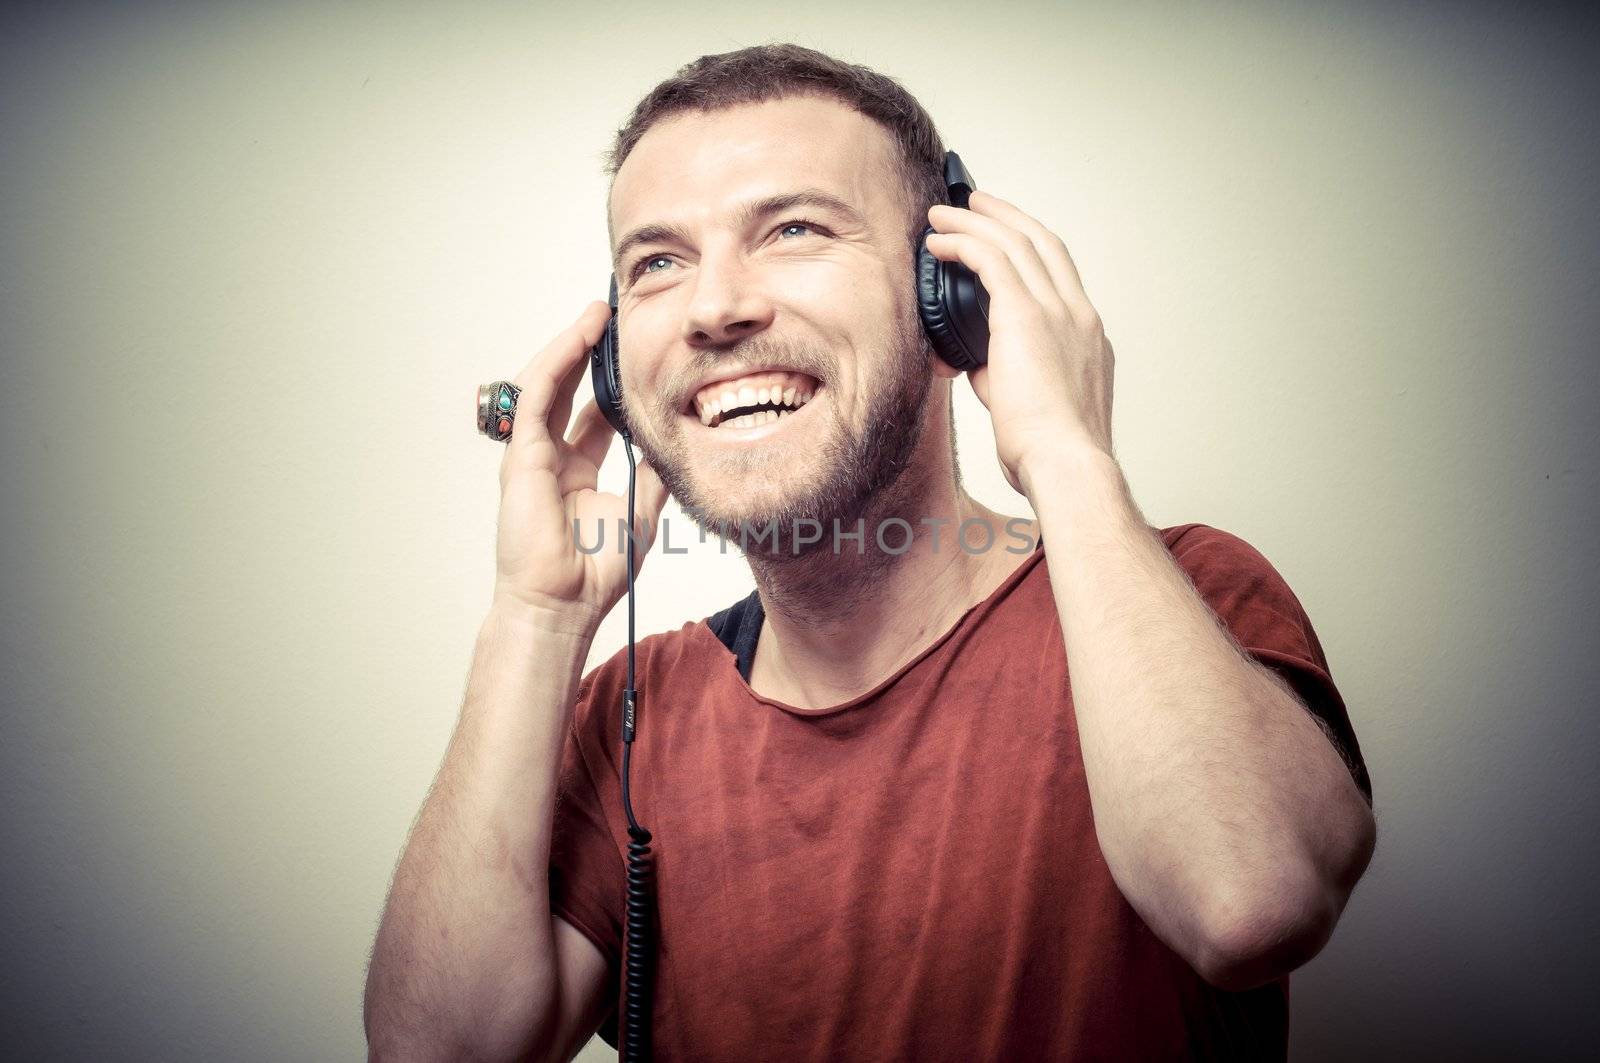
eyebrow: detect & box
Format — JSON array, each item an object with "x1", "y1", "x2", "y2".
[{"x1": 611, "y1": 189, "x2": 866, "y2": 275}]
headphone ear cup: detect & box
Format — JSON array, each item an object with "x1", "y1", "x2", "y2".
[
  {"x1": 589, "y1": 277, "x2": 630, "y2": 438},
  {"x1": 916, "y1": 225, "x2": 990, "y2": 372},
  {"x1": 589, "y1": 318, "x2": 628, "y2": 438}
]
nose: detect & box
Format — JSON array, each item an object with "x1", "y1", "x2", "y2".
[{"x1": 681, "y1": 246, "x2": 775, "y2": 349}]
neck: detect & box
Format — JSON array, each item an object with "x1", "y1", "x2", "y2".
[{"x1": 746, "y1": 450, "x2": 1037, "y2": 710}]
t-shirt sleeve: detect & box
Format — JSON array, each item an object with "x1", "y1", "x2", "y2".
[
  {"x1": 549, "y1": 667, "x2": 626, "y2": 981},
  {"x1": 1168, "y1": 524, "x2": 1373, "y2": 803}
]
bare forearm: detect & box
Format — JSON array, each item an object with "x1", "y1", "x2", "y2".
[
  {"x1": 364, "y1": 602, "x2": 595, "y2": 1060},
  {"x1": 1024, "y1": 446, "x2": 1374, "y2": 986}
]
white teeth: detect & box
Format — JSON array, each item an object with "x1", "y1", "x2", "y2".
[{"x1": 693, "y1": 374, "x2": 821, "y2": 425}]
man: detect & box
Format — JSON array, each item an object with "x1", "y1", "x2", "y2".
[{"x1": 365, "y1": 44, "x2": 1375, "y2": 1062}]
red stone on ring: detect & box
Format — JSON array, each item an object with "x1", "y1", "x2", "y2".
[{"x1": 499, "y1": 417, "x2": 511, "y2": 434}]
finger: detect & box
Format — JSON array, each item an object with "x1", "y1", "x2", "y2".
[
  {"x1": 501, "y1": 376, "x2": 552, "y2": 486},
  {"x1": 967, "y1": 365, "x2": 990, "y2": 410},
  {"x1": 546, "y1": 342, "x2": 590, "y2": 444},
  {"x1": 635, "y1": 458, "x2": 670, "y2": 520},
  {"x1": 966, "y1": 190, "x2": 1094, "y2": 317},
  {"x1": 630, "y1": 459, "x2": 671, "y2": 556},
  {"x1": 565, "y1": 398, "x2": 617, "y2": 472},
  {"x1": 928, "y1": 203, "x2": 1066, "y2": 315},
  {"x1": 922, "y1": 230, "x2": 1052, "y2": 322},
  {"x1": 509, "y1": 301, "x2": 612, "y2": 454}
]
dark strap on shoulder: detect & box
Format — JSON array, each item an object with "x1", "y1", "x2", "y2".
[{"x1": 706, "y1": 589, "x2": 764, "y2": 682}]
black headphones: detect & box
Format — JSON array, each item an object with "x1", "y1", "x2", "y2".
[{"x1": 589, "y1": 150, "x2": 992, "y2": 441}]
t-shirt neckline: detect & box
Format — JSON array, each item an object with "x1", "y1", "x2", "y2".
[{"x1": 695, "y1": 541, "x2": 1046, "y2": 718}]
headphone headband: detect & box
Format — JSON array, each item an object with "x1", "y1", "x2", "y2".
[{"x1": 944, "y1": 151, "x2": 976, "y2": 209}]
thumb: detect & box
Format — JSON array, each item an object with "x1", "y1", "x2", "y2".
[
  {"x1": 635, "y1": 459, "x2": 671, "y2": 525},
  {"x1": 966, "y1": 365, "x2": 991, "y2": 410}
]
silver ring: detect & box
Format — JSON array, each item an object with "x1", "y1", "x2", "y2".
[{"x1": 476, "y1": 380, "x2": 521, "y2": 442}]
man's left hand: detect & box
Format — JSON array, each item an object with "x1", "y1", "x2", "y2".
[{"x1": 925, "y1": 190, "x2": 1115, "y2": 494}]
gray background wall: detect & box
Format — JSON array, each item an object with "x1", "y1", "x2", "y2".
[{"x1": 2, "y1": 2, "x2": 1595, "y2": 1060}]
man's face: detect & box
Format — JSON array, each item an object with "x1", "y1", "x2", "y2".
[{"x1": 608, "y1": 95, "x2": 938, "y2": 547}]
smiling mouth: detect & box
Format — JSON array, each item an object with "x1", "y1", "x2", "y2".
[{"x1": 690, "y1": 369, "x2": 821, "y2": 429}]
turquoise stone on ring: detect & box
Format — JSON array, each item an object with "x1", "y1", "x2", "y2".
[{"x1": 476, "y1": 380, "x2": 522, "y2": 443}]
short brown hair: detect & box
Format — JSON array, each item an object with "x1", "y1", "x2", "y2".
[{"x1": 602, "y1": 43, "x2": 948, "y2": 253}]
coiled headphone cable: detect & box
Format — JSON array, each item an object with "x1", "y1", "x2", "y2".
[{"x1": 619, "y1": 440, "x2": 655, "y2": 1062}]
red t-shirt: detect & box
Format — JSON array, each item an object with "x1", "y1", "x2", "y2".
[{"x1": 549, "y1": 523, "x2": 1371, "y2": 1060}]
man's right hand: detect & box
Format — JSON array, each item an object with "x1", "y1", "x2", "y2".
[
  {"x1": 367, "y1": 306, "x2": 651, "y2": 1058},
  {"x1": 492, "y1": 301, "x2": 669, "y2": 632}
]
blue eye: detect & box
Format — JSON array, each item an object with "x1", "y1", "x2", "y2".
[
  {"x1": 636, "y1": 255, "x2": 672, "y2": 278},
  {"x1": 628, "y1": 219, "x2": 825, "y2": 280}
]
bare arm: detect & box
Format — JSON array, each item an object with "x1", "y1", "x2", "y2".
[
  {"x1": 363, "y1": 605, "x2": 593, "y2": 1061},
  {"x1": 363, "y1": 301, "x2": 668, "y2": 1060},
  {"x1": 923, "y1": 189, "x2": 1374, "y2": 991},
  {"x1": 1024, "y1": 446, "x2": 1376, "y2": 991}
]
